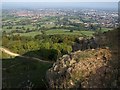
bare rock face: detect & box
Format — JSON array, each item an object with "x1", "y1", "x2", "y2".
[{"x1": 46, "y1": 48, "x2": 113, "y2": 89}]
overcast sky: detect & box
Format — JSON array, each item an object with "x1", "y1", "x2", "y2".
[{"x1": 2, "y1": 0, "x2": 120, "y2": 2}]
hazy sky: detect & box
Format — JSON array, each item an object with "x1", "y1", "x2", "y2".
[
  {"x1": 2, "y1": 0, "x2": 118, "y2": 10},
  {"x1": 2, "y1": 0, "x2": 120, "y2": 2},
  {"x1": 2, "y1": 2, "x2": 118, "y2": 10}
]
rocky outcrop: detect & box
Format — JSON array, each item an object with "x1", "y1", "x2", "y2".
[
  {"x1": 46, "y1": 28, "x2": 120, "y2": 89},
  {"x1": 72, "y1": 37, "x2": 99, "y2": 52},
  {"x1": 46, "y1": 48, "x2": 113, "y2": 88}
]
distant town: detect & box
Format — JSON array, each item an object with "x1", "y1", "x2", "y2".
[{"x1": 2, "y1": 8, "x2": 118, "y2": 30}]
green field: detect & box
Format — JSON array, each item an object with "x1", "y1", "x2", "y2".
[
  {"x1": 12, "y1": 29, "x2": 95, "y2": 37},
  {"x1": 13, "y1": 31, "x2": 42, "y2": 37},
  {"x1": 101, "y1": 28, "x2": 112, "y2": 32},
  {"x1": 0, "y1": 52, "x2": 15, "y2": 59},
  {"x1": 46, "y1": 29, "x2": 95, "y2": 36}
]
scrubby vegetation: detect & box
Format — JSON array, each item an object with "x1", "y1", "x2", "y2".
[
  {"x1": 46, "y1": 27, "x2": 120, "y2": 88},
  {"x1": 2, "y1": 34, "x2": 82, "y2": 61},
  {"x1": 2, "y1": 56, "x2": 52, "y2": 88}
]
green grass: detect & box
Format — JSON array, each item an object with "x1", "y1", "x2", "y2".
[
  {"x1": 13, "y1": 31, "x2": 42, "y2": 37},
  {"x1": 80, "y1": 30, "x2": 94, "y2": 36},
  {"x1": 46, "y1": 29, "x2": 94, "y2": 36},
  {"x1": 69, "y1": 19, "x2": 82, "y2": 23},
  {"x1": 42, "y1": 23, "x2": 55, "y2": 28},
  {"x1": 10, "y1": 29, "x2": 94, "y2": 37},
  {"x1": 101, "y1": 28, "x2": 112, "y2": 32},
  {"x1": 3, "y1": 25, "x2": 35, "y2": 30},
  {"x1": 0, "y1": 52, "x2": 15, "y2": 59},
  {"x1": 2, "y1": 56, "x2": 52, "y2": 88}
]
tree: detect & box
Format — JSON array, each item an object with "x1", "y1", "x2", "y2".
[
  {"x1": 48, "y1": 49, "x2": 59, "y2": 61},
  {"x1": 2, "y1": 31, "x2": 6, "y2": 35},
  {"x1": 22, "y1": 26, "x2": 25, "y2": 30},
  {"x1": 41, "y1": 30, "x2": 46, "y2": 35},
  {"x1": 70, "y1": 30, "x2": 73, "y2": 32}
]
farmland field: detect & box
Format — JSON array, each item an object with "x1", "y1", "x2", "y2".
[{"x1": 9, "y1": 29, "x2": 95, "y2": 37}]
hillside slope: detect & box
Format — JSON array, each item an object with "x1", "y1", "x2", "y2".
[{"x1": 46, "y1": 27, "x2": 120, "y2": 88}]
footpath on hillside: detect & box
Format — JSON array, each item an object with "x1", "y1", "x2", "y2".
[{"x1": 0, "y1": 47, "x2": 53, "y2": 63}]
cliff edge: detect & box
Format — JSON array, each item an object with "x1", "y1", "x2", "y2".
[{"x1": 46, "y1": 27, "x2": 120, "y2": 88}]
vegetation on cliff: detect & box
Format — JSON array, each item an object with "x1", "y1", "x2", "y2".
[{"x1": 46, "y1": 27, "x2": 120, "y2": 88}]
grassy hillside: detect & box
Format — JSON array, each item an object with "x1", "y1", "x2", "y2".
[{"x1": 2, "y1": 56, "x2": 52, "y2": 88}]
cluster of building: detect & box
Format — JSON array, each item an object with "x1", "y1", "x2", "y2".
[
  {"x1": 4, "y1": 8, "x2": 118, "y2": 28},
  {"x1": 68, "y1": 9, "x2": 118, "y2": 28}
]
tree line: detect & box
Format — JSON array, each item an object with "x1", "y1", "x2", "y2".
[{"x1": 2, "y1": 34, "x2": 81, "y2": 61}]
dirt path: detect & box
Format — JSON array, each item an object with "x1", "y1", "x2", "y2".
[
  {"x1": 0, "y1": 47, "x2": 20, "y2": 57},
  {"x1": 0, "y1": 47, "x2": 53, "y2": 63}
]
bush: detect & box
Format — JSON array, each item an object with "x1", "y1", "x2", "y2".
[{"x1": 70, "y1": 30, "x2": 73, "y2": 32}]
